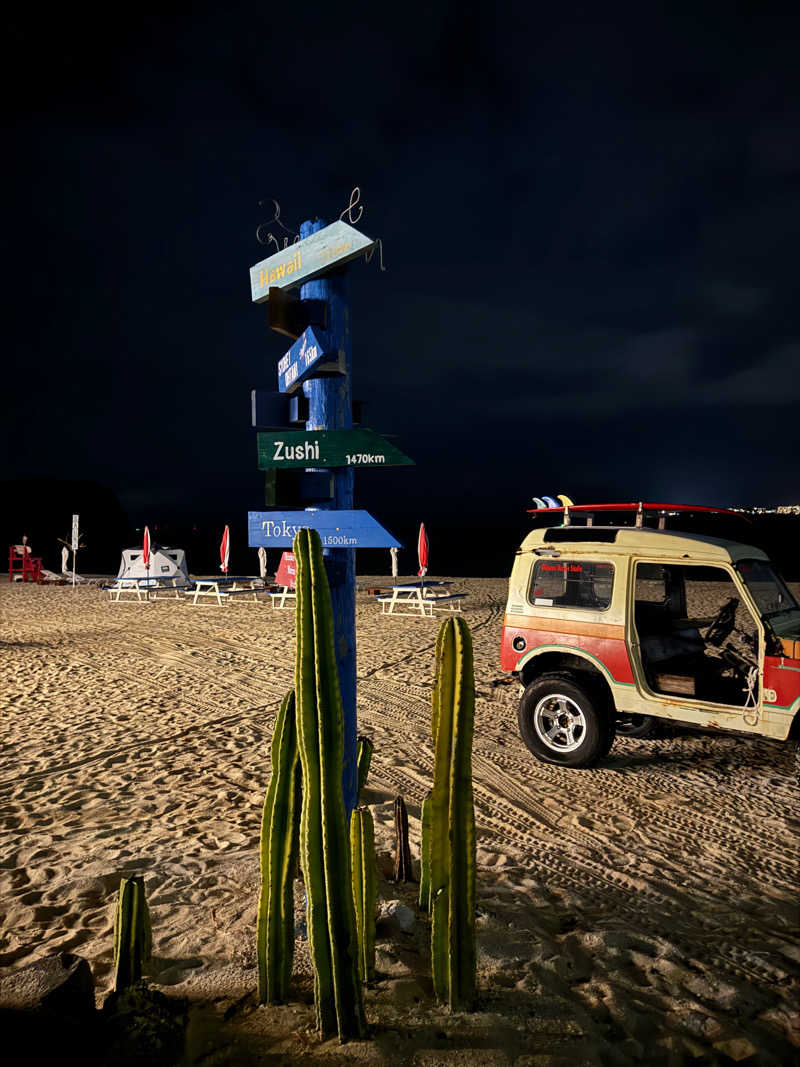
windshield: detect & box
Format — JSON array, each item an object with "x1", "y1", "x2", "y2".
[{"x1": 737, "y1": 558, "x2": 800, "y2": 636}]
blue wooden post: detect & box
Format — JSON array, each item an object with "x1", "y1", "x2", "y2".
[{"x1": 299, "y1": 218, "x2": 358, "y2": 814}]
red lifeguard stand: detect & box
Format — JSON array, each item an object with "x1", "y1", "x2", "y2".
[{"x1": 9, "y1": 545, "x2": 43, "y2": 583}]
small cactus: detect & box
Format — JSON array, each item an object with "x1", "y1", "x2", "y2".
[
  {"x1": 257, "y1": 689, "x2": 301, "y2": 1004},
  {"x1": 113, "y1": 875, "x2": 152, "y2": 993},
  {"x1": 350, "y1": 806, "x2": 377, "y2": 983},
  {"x1": 356, "y1": 735, "x2": 373, "y2": 801}
]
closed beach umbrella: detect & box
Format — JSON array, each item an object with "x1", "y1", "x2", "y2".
[
  {"x1": 390, "y1": 546, "x2": 399, "y2": 580},
  {"x1": 220, "y1": 525, "x2": 230, "y2": 574},
  {"x1": 142, "y1": 526, "x2": 151, "y2": 574},
  {"x1": 417, "y1": 523, "x2": 429, "y2": 577},
  {"x1": 258, "y1": 546, "x2": 267, "y2": 580}
]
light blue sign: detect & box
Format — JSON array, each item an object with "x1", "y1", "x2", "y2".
[
  {"x1": 250, "y1": 220, "x2": 376, "y2": 303},
  {"x1": 248, "y1": 510, "x2": 401, "y2": 549},
  {"x1": 277, "y1": 327, "x2": 341, "y2": 394}
]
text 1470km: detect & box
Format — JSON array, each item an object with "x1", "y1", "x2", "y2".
[{"x1": 346, "y1": 453, "x2": 386, "y2": 464}]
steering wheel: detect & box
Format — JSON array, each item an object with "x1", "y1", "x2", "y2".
[{"x1": 704, "y1": 597, "x2": 739, "y2": 647}]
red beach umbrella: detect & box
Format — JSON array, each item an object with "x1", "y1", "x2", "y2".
[
  {"x1": 417, "y1": 523, "x2": 429, "y2": 577},
  {"x1": 220, "y1": 524, "x2": 230, "y2": 574},
  {"x1": 142, "y1": 526, "x2": 151, "y2": 574}
]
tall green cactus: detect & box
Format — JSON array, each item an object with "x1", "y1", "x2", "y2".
[
  {"x1": 419, "y1": 621, "x2": 449, "y2": 913},
  {"x1": 112, "y1": 875, "x2": 152, "y2": 993},
  {"x1": 294, "y1": 528, "x2": 366, "y2": 1041},
  {"x1": 429, "y1": 616, "x2": 476, "y2": 1011},
  {"x1": 350, "y1": 806, "x2": 376, "y2": 984},
  {"x1": 356, "y1": 735, "x2": 373, "y2": 801},
  {"x1": 257, "y1": 689, "x2": 301, "y2": 1005}
]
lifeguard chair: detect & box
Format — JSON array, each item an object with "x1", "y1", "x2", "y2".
[{"x1": 9, "y1": 544, "x2": 43, "y2": 583}]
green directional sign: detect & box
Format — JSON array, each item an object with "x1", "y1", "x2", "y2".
[{"x1": 257, "y1": 428, "x2": 414, "y2": 470}]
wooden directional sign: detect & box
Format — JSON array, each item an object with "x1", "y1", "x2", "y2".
[
  {"x1": 248, "y1": 510, "x2": 402, "y2": 549},
  {"x1": 257, "y1": 428, "x2": 414, "y2": 470},
  {"x1": 277, "y1": 326, "x2": 342, "y2": 393},
  {"x1": 250, "y1": 221, "x2": 376, "y2": 303}
]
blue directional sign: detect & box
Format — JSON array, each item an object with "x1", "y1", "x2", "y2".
[
  {"x1": 277, "y1": 327, "x2": 342, "y2": 394},
  {"x1": 250, "y1": 221, "x2": 376, "y2": 303},
  {"x1": 248, "y1": 510, "x2": 401, "y2": 549}
]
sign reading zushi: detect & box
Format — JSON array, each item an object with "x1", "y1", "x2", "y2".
[
  {"x1": 277, "y1": 326, "x2": 341, "y2": 393},
  {"x1": 248, "y1": 510, "x2": 401, "y2": 548},
  {"x1": 257, "y1": 428, "x2": 414, "y2": 469},
  {"x1": 250, "y1": 220, "x2": 376, "y2": 303}
]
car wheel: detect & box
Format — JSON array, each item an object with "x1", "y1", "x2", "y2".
[
  {"x1": 518, "y1": 673, "x2": 608, "y2": 768},
  {"x1": 599, "y1": 712, "x2": 617, "y2": 756},
  {"x1": 615, "y1": 714, "x2": 659, "y2": 739}
]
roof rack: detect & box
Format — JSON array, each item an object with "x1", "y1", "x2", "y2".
[{"x1": 527, "y1": 502, "x2": 750, "y2": 529}]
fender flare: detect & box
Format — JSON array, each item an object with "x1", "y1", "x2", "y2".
[{"x1": 516, "y1": 643, "x2": 627, "y2": 692}]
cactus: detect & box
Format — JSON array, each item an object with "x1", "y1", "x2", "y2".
[
  {"x1": 428, "y1": 616, "x2": 476, "y2": 1011},
  {"x1": 356, "y1": 735, "x2": 373, "y2": 801},
  {"x1": 419, "y1": 620, "x2": 450, "y2": 912},
  {"x1": 418, "y1": 790, "x2": 433, "y2": 911},
  {"x1": 112, "y1": 875, "x2": 152, "y2": 993},
  {"x1": 294, "y1": 528, "x2": 366, "y2": 1041},
  {"x1": 393, "y1": 795, "x2": 416, "y2": 883},
  {"x1": 257, "y1": 689, "x2": 301, "y2": 1004},
  {"x1": 350, "y1": 806, "x2": 376, "y2": 983}
]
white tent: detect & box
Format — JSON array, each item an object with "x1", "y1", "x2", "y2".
[{"x1": 117, "y1": 544, "x2": 191, "y2": 586}]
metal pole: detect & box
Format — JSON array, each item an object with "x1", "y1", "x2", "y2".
[{"x1": 299, "y1": 218, "x2": 357, "y2": 814}]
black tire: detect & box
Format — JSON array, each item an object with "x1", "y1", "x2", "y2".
[
  {"x1": 599, "y1": 712, "x2": 617, "y2": 756},
  {"x1": 518, "y1": 673, "x2": 609, "y2": 768},
  {"x1": 615, "y1": 714, "x2": 659, "y2": 739}
]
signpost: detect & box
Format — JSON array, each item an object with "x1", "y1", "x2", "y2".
[
  {"x1": 257, "y1": 428, "x2": 414, "y2": 469},
  {"x1": 248, "y1": 212, "x2": 406, "y2": 814},
  {"x1": 248, "y1": 510, "x2": 401, "y2": 548},
  {"x1": 71, "y1": 514, "x2": 79, "y2": 590},
  {"x1": 250, "y1": 220, "x2": 376, "y2": 303},
  {"x1": 277, "y1": 326, "x2": 342, "y2": 393}
]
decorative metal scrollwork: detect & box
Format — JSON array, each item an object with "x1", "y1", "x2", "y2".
[
  {"x1": 365, "y1": 238, "x2": 386, "y2": 272},
  {"x1": 256, "y1": 198, "x2": 299, "y2": 249},
  {"x1": 339, "y1": 186, "x2": 363, "y2": 225}
]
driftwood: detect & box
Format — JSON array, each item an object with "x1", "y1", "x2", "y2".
[{"x1": 393, "y1": 795, "x2": 417, "y2": 883}]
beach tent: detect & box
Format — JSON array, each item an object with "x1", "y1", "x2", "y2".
[{"x1": 116, "y1": 544, "x2": 190, "y2": 585}]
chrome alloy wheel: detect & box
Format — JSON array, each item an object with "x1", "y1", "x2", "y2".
[{"x1": 533, "y1": 693, "x2": 587, "y2": 752}]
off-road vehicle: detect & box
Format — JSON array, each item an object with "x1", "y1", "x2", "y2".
[{"x1": 500, "y1": 503, "x2": 800, "y2": 767}]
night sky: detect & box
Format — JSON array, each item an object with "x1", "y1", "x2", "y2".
[{"x1": 3, "y1": 5, "x2": 799, "y2": 574}]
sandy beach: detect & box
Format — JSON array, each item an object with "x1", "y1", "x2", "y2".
[{"x1": 1, "y1": 576, "x2": 798, "y2": 1065}]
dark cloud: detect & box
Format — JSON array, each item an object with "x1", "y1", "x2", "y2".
[{"x1": 2, "y1": 3, "x2": 799, "y2": 570}]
